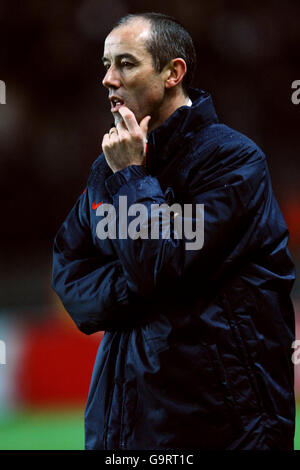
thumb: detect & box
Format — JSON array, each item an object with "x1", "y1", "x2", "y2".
[{"x1": 139, "y1": 115, "x2": 151, "y2": 135}]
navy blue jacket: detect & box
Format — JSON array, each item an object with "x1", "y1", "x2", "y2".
[{"x1": 52, "y1": 89, "x2": 296, "y2": 450}]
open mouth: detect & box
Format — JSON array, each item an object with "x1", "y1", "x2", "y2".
[{"x1": 110, "y1": 97, "x2": 124, "y2": 112}]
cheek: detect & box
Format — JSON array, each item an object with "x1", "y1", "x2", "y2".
[
  {"x1": 137, "y1": 81, "x2": 164, "y2": 106},
  {"x1": 128, "y1": 71, "x2": 163, "y2": 96}
]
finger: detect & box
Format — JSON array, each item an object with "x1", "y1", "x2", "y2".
[
  {"x1": 116, "y1": 120, "x2": 130, "y2": 141},
  {"x1": 109, "y1": 127, "x2": 118, "y2": 137},
  {"x1": 108, "y1": 127, "x2": 120, "y2": 144},
  {"x1": 139, "y1": 115, "x2": 151, "y2": 136},
  {"x1": 102, "y1": 133, "x2": 110, "y2": 152},
  {"x1": 118, "y1": 106, "x2": 140, "y2": 134}
]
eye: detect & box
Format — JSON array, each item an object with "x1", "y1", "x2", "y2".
[
  {"x1": 103, "y1": 63, "x2": 110, "y2": 71},
  {"x1": 120, "y1": 61, "x2": 133, "y2": 68}
]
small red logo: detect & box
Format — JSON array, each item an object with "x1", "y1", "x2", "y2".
[{"x1": 92, "y1": 201, "x2": 103, "y2": 210}]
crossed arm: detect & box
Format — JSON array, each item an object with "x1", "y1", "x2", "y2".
[{"x1": 52, "y1": 107, "x2": 266, "y2": 334}]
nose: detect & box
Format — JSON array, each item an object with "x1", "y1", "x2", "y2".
[{"x1": 102, "y1": 65, "x2": 121, "y2": 89}]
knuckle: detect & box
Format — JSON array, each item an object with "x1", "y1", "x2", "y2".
[
  {"x1": 109, "y1": 133, "x2": 117, "y2": 141},
  {"x1": 132, "y1": 132, "x2": 142, "y2": 141},
  {"x1": 120, "y1": 133, "x2": 130, "y2": 142}
]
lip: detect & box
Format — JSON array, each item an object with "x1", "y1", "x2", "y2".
[{"x1": 109, "y1": 95, "x2": 124, "y2": 113}]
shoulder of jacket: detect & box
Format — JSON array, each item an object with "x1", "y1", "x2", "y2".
[
  {"x1": 191, "y1": 123, "x2": 266, "y2": 165},
  {"x1": 90, "y1": 152, "x2": 109, "y2": 172},
  {"x1": 88, "y1": 152, "x2": 112, "y2": 187}
]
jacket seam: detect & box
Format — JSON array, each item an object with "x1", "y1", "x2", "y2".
[{"x1": 222, "y1": 291, "x2": 265, "y2": 414}]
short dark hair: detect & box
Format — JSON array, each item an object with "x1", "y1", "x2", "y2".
[{"x1": 113, "y1": 12, "x2": 197, "y2": 95}]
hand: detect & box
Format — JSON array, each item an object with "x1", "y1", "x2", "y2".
[{"x1": 102, "y1": 106, "x2": 151, "y2": 173}]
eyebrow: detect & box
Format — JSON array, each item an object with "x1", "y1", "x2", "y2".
[{"x1": 101, "y1": 53, "x2": 139, "y2": 63}]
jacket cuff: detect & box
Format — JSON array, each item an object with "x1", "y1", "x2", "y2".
[{"x1": 105, "y1": 165, "x2": 149, "y2": 196}]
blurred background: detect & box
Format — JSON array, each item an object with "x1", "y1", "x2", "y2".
[{"x1": 0, "y1": 0, "x2": 299, "y2": 450}]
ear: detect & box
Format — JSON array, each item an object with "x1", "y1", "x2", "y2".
[{"x1": 163, "y1": 58, "x2": 187, "y2": 89}]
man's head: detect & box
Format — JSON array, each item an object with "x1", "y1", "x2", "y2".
[{"x1": 102, "y1": 13, "x2": 196, "y2": 131}]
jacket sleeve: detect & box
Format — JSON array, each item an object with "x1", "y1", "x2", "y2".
[
  {"x1": 51, "y1": 188, "x2": 146, "y2": 334},
  {"x1": 104, "y1": 147, "x2": 271, "y2": 298}
]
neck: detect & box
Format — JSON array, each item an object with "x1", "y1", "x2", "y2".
[{"x1": 149, "y1": 88, "x2": 189, "y2": 133}]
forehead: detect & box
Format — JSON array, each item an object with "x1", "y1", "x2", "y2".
[{"x1": 103, "y1": 19, "x2": 151, "y2": 59}]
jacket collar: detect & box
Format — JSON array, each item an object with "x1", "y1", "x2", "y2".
[{"x1": 146, "y1": 88, "x2": 219, "y2": 173}]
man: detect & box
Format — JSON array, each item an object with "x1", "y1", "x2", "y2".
[{"x1": 52, "y1": 13, "x2": 296, "y2": 450}]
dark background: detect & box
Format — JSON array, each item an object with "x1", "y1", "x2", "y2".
[
  {"x1": 0, "y1": 0, "x2": 299, "y2": 314},
  {"x1": 0, "y1": 0, "x2": 300, "y2": 451}
]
